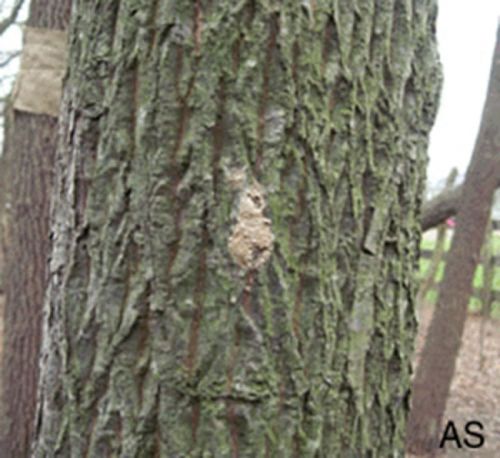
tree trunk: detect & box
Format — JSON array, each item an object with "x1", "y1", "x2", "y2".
[
  {"x1": 33, "y1": 1, "x2": 441, "y2": 456},
  {"x1": 0, "y1": 99, "x2": 14, "y2": 445},
  {"x1": 0, "y1": 100, "x2": 14, "y2": 292},
  {"x1": 0, "y1": 2, "x2": 70, "y2": 457},
  {"x1": 406, "y1": 24, "x2": 500, "y2": 454}
]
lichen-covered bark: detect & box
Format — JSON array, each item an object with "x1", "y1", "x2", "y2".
[
  {"x1": 0, "y1": 3, "x2": 70, "y2": 457},
  {"x1": 34, "y1": 1, "x2": 440, "y2": 456}
]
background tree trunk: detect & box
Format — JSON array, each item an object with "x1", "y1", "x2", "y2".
[
  {"x1": 0, "y1": 99, "x2": 14, "y2": 445},
  {"x1": 406, "y1": 24, "x2": 500, "y2": 454},
  {"x1": 0, "y1": 1, "x2": 70, "y2": 456},
  {"x1": 33, "y1": 1, "x2": 440, "y2": 456}
]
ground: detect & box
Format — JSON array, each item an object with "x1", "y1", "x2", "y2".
[{"x1": 409, "y1": 305, "x2": 500, "y2": 457}]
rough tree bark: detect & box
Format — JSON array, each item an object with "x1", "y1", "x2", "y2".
[
  {"x1": 33, "y1": 1, "x2": 440, "y2": 456},
  {"x1": 406, "y1": 24, "x2": 500, "y2": 454},
  {"x1": 0, "y1": 100, "x2": 14, "y2": 445},
  {"x1": 0, "y1": 1, "x2": 70, "y2": 457},
  {"x1": 0, "y1": 101, "x2": 14, "y2": 292}
]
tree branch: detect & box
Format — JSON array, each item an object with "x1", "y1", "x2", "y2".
[
  {"x1": 0, "y1": 50, "x2": 20, "y2": 68},
  {"x1": 421, "y1": 183, "x2": 462, "y2": 231},
  {"x1": 0, "y1": 0, "x2": 25, "y2": 36}
]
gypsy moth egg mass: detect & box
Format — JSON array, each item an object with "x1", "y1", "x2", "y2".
[{"x1": 228, "y1": 178, "x2": 274, "y2": 270}]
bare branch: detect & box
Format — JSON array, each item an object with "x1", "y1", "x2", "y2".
[
  {"x1": 0, "y1": 0, "x2": 25, "y2": 36},
  {"x1": 0, "y1": 50, "x2": 20, "y2": 68}
]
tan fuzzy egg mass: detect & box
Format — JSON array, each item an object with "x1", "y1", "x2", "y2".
[{"x1": 228, "y1": 182, "x2": 274, "y2": 270}]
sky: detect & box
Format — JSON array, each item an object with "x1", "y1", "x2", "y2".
[
  {"x1": 0, "y1": 1, "x2": 27, "y2": 98},
  {"x1": 427, "y1": 0, "x2": 499, "y2": 187},
  {"x1": 1, "y1": 1, "x2": 499, "y2": 187}
]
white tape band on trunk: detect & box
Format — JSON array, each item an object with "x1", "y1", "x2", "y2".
[{"x1": 12, "y1": 27, "x2": 68, "y2": 117}]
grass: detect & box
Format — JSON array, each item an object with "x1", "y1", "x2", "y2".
[{"x1": 419, "y1": 235, "x2": 500, "y2": 319}]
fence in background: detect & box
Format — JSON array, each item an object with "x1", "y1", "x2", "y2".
[{"x1": 419, "y1": 219, "x2": 500, "y2": 315}]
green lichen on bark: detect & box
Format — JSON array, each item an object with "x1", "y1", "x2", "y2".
[{"x1": 34, "y1": 1, "x2": 441, "y2": 456}]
